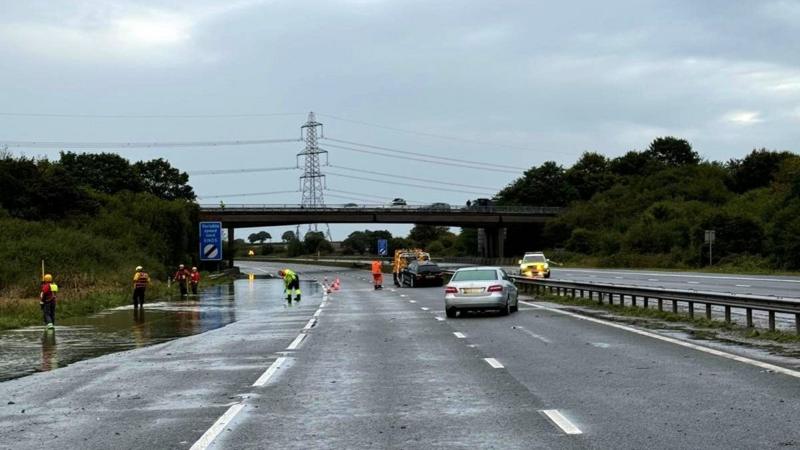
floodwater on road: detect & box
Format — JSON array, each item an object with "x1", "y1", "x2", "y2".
[{"x1": 0, "y1": 279, "x2": 321, "y2": 382}]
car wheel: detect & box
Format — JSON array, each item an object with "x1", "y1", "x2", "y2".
[
  {"x1": 500, "y1": 297, "x2": 510, "y2": 316},
  {"x1": 446, "y1": 307, "x2": 457, "y2": 318}
]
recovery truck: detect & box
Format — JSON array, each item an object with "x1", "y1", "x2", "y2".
[{"x1": 392, "y1": 248, "x2": 431, "y2": 287}]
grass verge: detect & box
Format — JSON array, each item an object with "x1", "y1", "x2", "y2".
[{"x1": 534, "y1": 292, "x2": 800, "y2": 344}]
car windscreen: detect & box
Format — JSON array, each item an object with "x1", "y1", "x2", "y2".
[
  {"x1": 416, "y1": 264, "x2": 441, "y2": 273},
  {"x1": 451, "y1": 269, "x2": 498, "y2": 281},
  {"x1": 522, "y1": 255, "x2": 546, "y2": 263}
]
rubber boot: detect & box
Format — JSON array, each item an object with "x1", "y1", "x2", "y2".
[{"x1": 295, "y1": 294, "x2": 301, "y2": 302}]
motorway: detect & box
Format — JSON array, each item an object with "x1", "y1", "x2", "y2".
[{"x1": 1, "y1": 261, "x2": 799, "y2": 449}]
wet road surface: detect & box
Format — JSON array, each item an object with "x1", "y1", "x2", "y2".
[{"x1": 1, "y1": 261, "x2": 799, "y2": 449}]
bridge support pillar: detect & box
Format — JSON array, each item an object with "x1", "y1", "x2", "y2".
[
  {"x1": 227, "y1": 226, "x2": 235, "y2": 268},
  {"x1": 477, "y1": 227, "x2": 506, "y2": 259}
]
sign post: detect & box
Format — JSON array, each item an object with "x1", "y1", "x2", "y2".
[
  {"x1": 199, "y1": 222, "x2": 223, "y2": 262},
  {"x1": 377, "y1": 239, "x2": 388, "y2": 257},
  {"x1": 704, "y1": 230, "x2": 715, "y2": 266}
]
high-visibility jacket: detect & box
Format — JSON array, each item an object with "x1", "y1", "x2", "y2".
[
  {"x1": 40, "y1": 282, "x2": 58, "y2": 302},
  {"x1": 371, "y1": 261, "x2": 382, "y2": 274},
  {"x1": 282, "y1": 269, "x2": 298, "y2": 285},
  {"x1": 134, "y1": 271, "x2": 150, "y2": 289}
]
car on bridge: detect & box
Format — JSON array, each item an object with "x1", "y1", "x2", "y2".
[
  {"x1": 391, "y1": 198, "x2": 407, "y2": 206},
  {"x1": 444, "y1": 267, "x2": 518, "y2": 317},
  {"x1": 401, "y1": 261, "x2": 444, "y2": 287},
  {"x1": 426, "y1": 202, "x2": 451, "y2": 210}
]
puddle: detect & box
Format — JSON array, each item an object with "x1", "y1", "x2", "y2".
[{"x1": 0, "y1": 279, "x2": 321, "y2": 382}]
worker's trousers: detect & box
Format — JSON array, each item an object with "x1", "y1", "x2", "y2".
[
  {"x1": 285, "y1": 278, "x2": 301, "y2": 300},
  {"x1": 41, "y1": 301, "x2": 55, "y2": 325},
  {"x1": 133, "y1": 287, "x2": 146, "y2": 307}
]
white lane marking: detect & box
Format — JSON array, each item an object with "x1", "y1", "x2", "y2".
[
  {"x1": 453, "y1": 332, "x2": 466, "y2": 338},
  {"x1": 647, "y1": 278, "x2": 659, "y2": 281},
  {"x1": 313, "y1": 309, "x2": 322, "y2": 318},
  {"x1": 687, "y1": 281, "x2": 700, "y2": 284},
  {"x1": 287, "y1": 333, "x2": 306, "y2": 350},
  {"x1": 401, "y1": 295, "x2": 408, "y2": 298},
  {"x1": 435, "y1": 317, "x2": 445, "y2": 321},
  {"x1": 513, "y1": 326, "x2": 551, "y2": 344},
  {"x1": 614, "y1": 276, "x2": 623, "y2": 279},
  {"x1": 302, "y1": 318, "x2": 316, "y2": 331},
  {"x1": 540, "y1": 410, "x2": 583, "y2": 435},
  {"x1": 484, "y1": 358, "x2": 504, "y2": 368},
  {"x1": 558, "y1": 268, "x2": 800, "y2": 284},
  {"x1": 189, "y1": 403, "x2": 245, "y2": 450},
  {"x1": 409, "y1": 299, "x2": 416, "y2": 303},
  {"x1": 421, "y1": 307, "x2": 430, "y2": 311},
  {"x1": 252, "y1": 357, "x2": 287, "y2": 387},
  {"x1": 520, "y1": 301, "x2": 800, "y2": 379},
  {"x1": 736, "y1": 284, "x2": 751, "y2": 288}
]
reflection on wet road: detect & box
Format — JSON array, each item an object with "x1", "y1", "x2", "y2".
[{"x1": 0, "y1": 279, "x2": 321, "y2": 382}]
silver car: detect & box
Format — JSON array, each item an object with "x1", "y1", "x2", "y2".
[{"x1": 444, "y1": 267, "x2": 519, "y2": 318}]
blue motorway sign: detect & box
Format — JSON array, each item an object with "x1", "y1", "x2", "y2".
[
  {"x1": 199, "y1": 222, "x2": 223, "y2": 261},
  {"x1": 377, "y1": 239, "x2": 388, "y2": 256}
]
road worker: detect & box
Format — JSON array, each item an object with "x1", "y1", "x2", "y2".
[
  {"x1": 173, "y1": 264, "x2": 190, "y2": 297},
  {"x1": 278, "y1": 269, "x2": 301, "y2": 302},
  {"x1": 371, "y1": 260, "x2": 383, "y2": 290},
  {"x1": 39, "y1": 274, "x2": 59, "y2": 330},
  {"x1": 190, "y1": 267, "x2": 201, "y2": 295},
  {"x1": 132, "y1": 266, "x2": 150, "y2": 308}
]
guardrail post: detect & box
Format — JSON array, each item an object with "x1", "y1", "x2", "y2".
[
  {"x1": 643, "y1": 297, "x2": 649, "y2": 308},
  {"x1": 688, "y1": 302, "x2": 694, "y2": 318},
  {"x1": 598, "y1": 292, "x2": 603, "y2": 305},
  {"x1": 657, "y1": 298, "x2": 663, "y2": 311},
  {"x1": 768, "y1": 311, "x2": 776, "y2": 332},
  {"x1": 579, "y1": 289, "x2": 584, "y2": 298},
  {"x1": 548, "y1": 286, "x2": 553, "y2": 295},
  {"x1": 672, "y1": 300, "x2": 678, "y2": 314},
  {"x1": 571, "y1": 288, "x2": 576, "y2": 298},
  {"x1": 632, "y1": 295, "x2": 637, "y2": 307},
  {"x1": 796, "y1": 314, "x2": 800, "y2": 335},
  {"x1": 725, "y1": 306, "x2": 731, "y2": 324},
  {"x1": 746, "y1": 308, "x2": 753, "y2": 328},
  {"x1": 705, "y1": 304, "x2": 712, "y2": 321},
  {"x1": 608, "y1": 293, "x2": 613, "y2": 305}
]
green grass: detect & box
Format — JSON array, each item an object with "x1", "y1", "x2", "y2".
[{"x1": 534, "y1": 292, "x2": 800, "y2": 344}]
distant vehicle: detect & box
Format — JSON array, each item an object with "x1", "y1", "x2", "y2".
[
  {"x1": 467, "y1": 198, "x2": 494, "y2": 210},
  {"x1": 444, "y1": 267, "x2": 518, "y2": 317},
  {"x1": 391, "y1": 198, "x2": 407, "y2": 206},
  {"x1": 343, "y1": 203, "x2": 359, "y2": 208},
  {"x1": 518, "y1": 252, "x2": 551, "y2": 278},
  {"x1": 427, "y1": 202, "x2": 451, "y2": 210},
  {"x1": 401, "y1": 261, "x2": 444, "y2": 287}
]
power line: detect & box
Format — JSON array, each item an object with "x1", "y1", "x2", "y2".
[
  {"x1": 188, "y1": 166, "x2": 298, "y2": 176},
  {"x1": 197, "y1": 189, "x2": 298, "y2": 199},
  {"x1": 325, "y1": 188, "x2": 428, "y2": 205},
  {"x1": 326, "y1": 171, "x2": 493, "y2": 196},
  {"x1": 324, "y1": 137, "x2": 519, "y2": 170},
  {"x1": 0, "y1": 112, "x2": 305, "y2": 119},
  {"x1": 328, "y1": 164, "x2": 500, "y2": 191},
  {"x1": 317, "y1": 113, "x2": 540, "y2": 152},
  {"x1": 0, "y1": 138, "x2": 302, "y2": 149},
  {"x1": 322, "y1": 143, "x2": 518, "y2": 174}
]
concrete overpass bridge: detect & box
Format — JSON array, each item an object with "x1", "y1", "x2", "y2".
[{"x1": 198, "y1": 204, "x2": 563, "y2": 264}]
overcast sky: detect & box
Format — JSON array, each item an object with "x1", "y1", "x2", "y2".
[{"x1": 1, "y1": 0, "x2": 799, "y2": 240}]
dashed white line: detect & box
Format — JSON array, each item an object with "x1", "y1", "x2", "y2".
[
  {"x1": 647, "y1": 278, "x2": 659, "y2": 281},
  {"x1": 252, "y1": 356, "x2": 287, "y2": 387},
  {"x1": 421, "y1": 307, "x2": 430, "y2": 311},
  {"x1": 540, "y1": 410, "x2": 583, "y2": 435},
  {"x1": 520, "y1": 300, "x2": 800, "y2": 379},
  {"x1": 453, "y1": 332, "x2": 466, "y2": 338},
  {"x1": 313, "y1": 309, "x2": 322, "y2": 318},
  {"x1": 484, "y1": 358, "x2": 504, "y2": 368},
  {"x1": 687, "y1": 281, "x2": 700, "y2": 284},
  {"x1": 409, "y1": 299, "x2": 416, "y2": 303},
  {"x1": 189, "y1": 403, "x2": 245, "y2": 450},
  {"x1": 287, "y1": 333, "x2": 306, "y2": 350},
  {"x1": 736, "y1": 284, "x2": 751, "y2": 288},
  {"x1": 434, "y1": 317, "x2": 445, "y2": 321},
  {"x1": 614, "y1": 276, "x2": 623, "y2": 279}
]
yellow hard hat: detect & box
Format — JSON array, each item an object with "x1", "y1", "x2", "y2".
[{"x1": 43, "y1": 274, "x2": 53, "y2": 282}]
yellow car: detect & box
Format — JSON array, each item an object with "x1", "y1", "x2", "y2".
[{"x1": 518, "y1": 252, "x2": 550, "y2": 278}]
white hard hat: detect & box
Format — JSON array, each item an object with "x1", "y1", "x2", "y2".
[{"x1": 136, "y1": 266, "x2": 143, "y2": 271}]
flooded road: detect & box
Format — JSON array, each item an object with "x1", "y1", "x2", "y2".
[{"x1": 0, "y1": 279, "x2": 321, "y2": 382}]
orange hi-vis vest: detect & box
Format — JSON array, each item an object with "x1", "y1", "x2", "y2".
[
  {"x1": 371, "y1": 261, "x2": 382, "y2": 274},
  {"x1": 134, "y1": 271, "x2": 150, "y2": 289}
]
